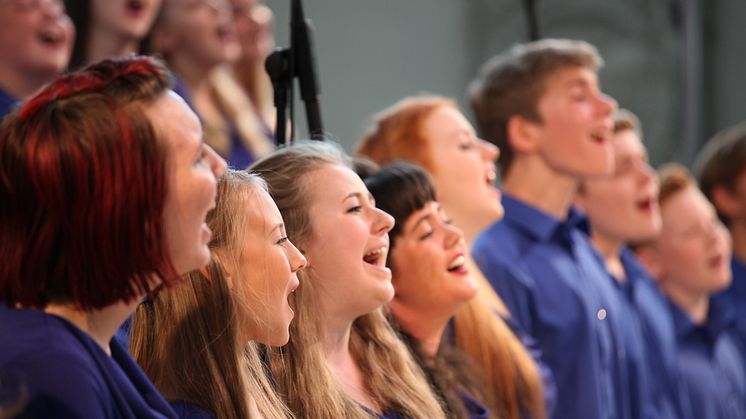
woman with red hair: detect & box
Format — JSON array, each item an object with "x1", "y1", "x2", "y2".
[{"x1": 0, "y1": 56, "x2": 226, "y2": 418}]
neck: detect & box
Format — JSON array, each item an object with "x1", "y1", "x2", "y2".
[
  {"x1": 728, "y1": 219, "x2": 746, "y2": 263},
  {"x1": 389, "y1": 300, "x2": 451, "y2": 357},
  {"x1": 86, "y1": 28, "x2": 139, "y2": 65},
  {"x1": 591, "y1": 232, "x2": 625, "y2": 281},
  {"x1": 169, "y1": 54, "x2": 214, "y2": 97},
  {"x1": 502, "y1": 156, "x2": 579, "y2": 219},
  {"x1": 44, "y1": 298, "x2": 140, "y2": 355},
  {"x1": 662, "y1": 282, "x2": 710, "y2": 325},
  {"x1": 0, "y1": 66, "x2": 54, "y2": 100}
]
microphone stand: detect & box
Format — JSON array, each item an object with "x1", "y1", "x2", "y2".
[{"x1": 265, "y1": 0, "x2": 324, "y2": 145}]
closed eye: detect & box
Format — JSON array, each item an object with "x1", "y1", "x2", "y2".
[{"x1": 347, "y1": 205, "x2": 362, "y2": 213}]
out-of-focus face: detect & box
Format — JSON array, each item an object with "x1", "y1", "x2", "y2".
[
  {"x1": 91, "y1": 0, "x2": 161, "y2": 41},
  {"x1": 576, "y1": 129, "x2": 661, "y2": 244},
  {"x1": 0, "y1": 0, "x2": 74, "y2": 82},
  {"x1": 657, "y1": 186, "x2": 732, "y2": 295},
  {"x1": 150, "y1": 91, "x2": 227, "y2": 274},
  {"x1": 156, "y1": 0, "x2": 240, "y2": 67},
  {"x1": 236, "y1": 187, "x2": 306, "y2": 346},
  {"x1": 390, "y1": 201, "x2": 477, "y2": 319},
  {"x1": 303, "y1": 164, "x2": 395, "y2": 321},
  {"x1": 230, "y1": 0, "x2": 272, "y2": 63},
  {"x1": 422, "y1": 106, "x2": 503, "y2": 236},
  {"x1": 530, "y1": 66, "x2": 617, "y2": 179}
]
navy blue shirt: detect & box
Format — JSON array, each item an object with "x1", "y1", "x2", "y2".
[
  {"x1": 0, "y1": 87, "x2": 18, "y2": 119},
  {"x1": 0, "y1": 305, "x2": 176, "y2": 418},
  {"x1": 669, "y1": 298, "x2": 746, "y2": 419},
  {"x1": 617, "y1": 248, "x2": 693, "y2": 419},
  {"x1": 713, "y1": 257, "x2": 746, "y2": 354},
  {"x1": 472, "y1": 194, "x2": 631, "y2": 419}
]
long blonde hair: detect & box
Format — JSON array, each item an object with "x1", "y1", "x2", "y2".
[
  {"x1": 251, "y1": 141, "x2": 446, "y2": 419},
  {"x1": 130, "y1": 170, "x2": 291, "y2": 419},
  {"x1": 358, "y1": 96, "x2": 546, "y2": 419}
]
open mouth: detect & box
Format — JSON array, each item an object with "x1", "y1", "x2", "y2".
[
  {"x1": 216, "y1": 24, "x2": 235, "y2": 42},
  {"x1": 486, "y1": 170, "x2": 496, "y2": 186},
  {"x1": 636, "y1": 197, "x2": 655, "y2": 212},
  {"x1": 708, "y1": 254, "x2": 724, "y2": 269},
  {"x1": 590, "y1": 131, "x2": 609, "y2": 144},
  {"x1": 447, "y1": 255, "x2": 468, "y2": 274},
  {"x1": 38, "y1": 29, "x2": 62, "y2": 47},
  {"x1": 126, "y1": 0, "x2": 145, "y2": 14},
  {"x1": 363, "y1": 246, "x2": 387, "y2": 267}
]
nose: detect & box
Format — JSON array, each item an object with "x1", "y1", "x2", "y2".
[
  {"x1": 287, "y1": 239, "x2": 307, "y2": 273},
  {"x1": 205, "y1": 144, "x2": 228, "y2": 178},
  {"x1": 597, "y1": 93, "x2": 617, "y2": 117},
  {"x1": 42, "y1": 0, "x2": 66, "y2": 17},
  {"x1": 372, "y1": 207, "x2": 395, "y2": 236},
  {"x1": 443, "y1": 222, "x2": 464, "y2": 249},
  {"x1": 637, "y1": 161, "x2": 655, "y2": 185},
  {"x1": 478, "y1": 139, "x2": 499, "y2": 162}
]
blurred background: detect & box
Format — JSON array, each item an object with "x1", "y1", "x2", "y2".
[{"x1": 270, "y1": 0, "x2": 746, "y2": 167}]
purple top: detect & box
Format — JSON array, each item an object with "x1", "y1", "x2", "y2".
[{"x1": 0, "y1": 304, "x2": 177, "y2": 418}]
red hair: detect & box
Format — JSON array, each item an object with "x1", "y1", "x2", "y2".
[
  {"x1": 0, "y1": 56, "x2": 178, "y2": 310},
  {"x1": 357, "y1": 95, "x2": 456, "y2": 170}
]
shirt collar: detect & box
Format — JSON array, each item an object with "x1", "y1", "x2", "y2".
[
  {"x1": 502, "y1": 193, "x2": 586, "y2": 244},
  {"x1": 669, "y1": 297, "x2": 734, "y2": 345}
]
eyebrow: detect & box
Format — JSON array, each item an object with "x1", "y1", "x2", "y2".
[{"x1": 343, "y1": 192, "x2": 362, "y2": 203}]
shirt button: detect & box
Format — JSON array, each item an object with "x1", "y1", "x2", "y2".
[{"x1": 597, "y1": 308, "x2": 607, "y2": 320}]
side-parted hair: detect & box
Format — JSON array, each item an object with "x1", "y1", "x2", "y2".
[
  {"x1": 250, "y1": 141, "x2": 446, "y2": 419},
  {"x1": 469, "y1": 39, "x2": 602, "y2": 178},
  {"x1": 363, "y1": 161, "x2": 494, "y2": 419},
  {"x1": 658, "y1": 163, "x2": 697, "y2": 208},
  {"x1": 693, "y1": 121, "x2": 746, "y2": 225},
  {"x1": 0, "y1": 56, "x2": 176, "y2": 310},
  {"x1": 356, "y1": 101, "x2": 546, "y2": 419},
  {"x1": 131, "y1": 170, "x2": 292, "y2": 419},
  {"x1": 357, "y1": 95, "x2": 455, "y2": 171}
]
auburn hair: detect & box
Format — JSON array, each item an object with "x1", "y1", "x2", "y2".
[
  {"x1": 357, "y1": 98, "x2": 546, "y2": 419},
  {"x1": 0, "y1": 56, "x2": 177, "y2": 310}
]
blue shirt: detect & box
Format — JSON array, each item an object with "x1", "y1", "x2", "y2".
[
  {"x1": 618, "y1": 248, "x2": 693, "y2": 419},
  {"x1": 669, "y1": 298, "x2": 746, "y2": 419},
  {"x1": 713, "y1": 257, "x2": 746, "y2": 354},
  {"x1": 0, "y1": 87, "x2": 18, "y2": 119},
  {"x1": 472, "y1": 194, "x2": 631, "y2": 419},
  {"x1": 0, "y1": 305, "x2": 176, "y2": 419}
]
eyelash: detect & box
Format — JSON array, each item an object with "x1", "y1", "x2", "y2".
[
  {"x1": 194, "y1": 149, "x2": 206, "y2": 165},
  {"x1": 276, "y1": 236, "x2": 289, "y2": 246},
  {"x1": 419, "y1": 230, "x2": 434, "y2": 240},
  {"x1": 347, "y1": 205, "x2": 363, "y2": 213}
]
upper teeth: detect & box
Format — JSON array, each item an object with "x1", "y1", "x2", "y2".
[
  {"x1": 448, "y1": 255, "x2": 465, "y2": 270},
  {"x1": 365, "y1": 247, "x2": 387, "y2": 258},
  {"x1": 486, "y1": 171, "x2": 496, "y2": 182}
]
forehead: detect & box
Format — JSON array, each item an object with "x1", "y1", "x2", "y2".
[
  {"x1": 402, "y1": 201, "x2": 439, "y2": 228},
  {"x1": 422, "y1": 106, "x2": 473, "y2": 140},
  {"x1": 662, "y1": 187, "x2": 712, "y2": 225},
  {"x1": 146, "y1": 91, "x2": 202, "y2": 152},
  {"x1": 542, "y1": 66, "x2": 599, "y2": 93},
  {"x1": 306, "y1": 164, "x2": 366, "y2": 203},
  {"x1": 246, "y1": 187, "x2": 282, "y2": 233}
]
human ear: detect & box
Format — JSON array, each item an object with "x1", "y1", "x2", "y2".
[
  {"x1": 507, "y1": 115, "x2": 539, "y2": 154},
  {"x1": 711, "y1": 184, "x2": 742, "y2": 220}
]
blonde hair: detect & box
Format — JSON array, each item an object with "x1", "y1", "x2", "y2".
[
  {"x1": 358, "y1": 100, "x2": 547, "y2": 419},
  {"x1": 251, "y1": 141, "x2": 447, "y2": 419},
  {"x1": 130, "y1": 170, "x2": 291, "y2": 419}
]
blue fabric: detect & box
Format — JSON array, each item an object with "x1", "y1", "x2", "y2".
[
  {"x1": 617, "y1": 248, "x2": 693, "y2": 419},
  {"x1": 461, "y1": 391, "x2": 488, "y2": 419},
  {"x1": 0, "y1": 305, "x2": 176, "y2": 418},
  {"x1": 0, "y1": 87, "x2": 18, "y2": 119},
  {"x1": 169, "y1": 401, "x2": 215, "y2": 419},
  {"x1": 669, "y1": 298, "x2": 746, "y2": 419},
  {"x1": 472, "y1": 194, "x2": 631, "y2": 419},
  {"x1": 713, "y1": 257, "x2": 746, "y2": 355},
  {"x1": 171, "y1": 77, "x2": 256, "y2": 169}
]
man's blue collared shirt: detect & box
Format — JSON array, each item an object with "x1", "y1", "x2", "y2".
[
  {"x1": 618, "y1": 248, "x2": 692, "y2": 419},
  {"x1": 472, "y1": 194, "x2": 630, "y2": 419},
  {"x1": 669, "y1": 298, "x2": 746, "y2": 419},
  {"x1": 713, "y1": 257, "x2": 746, "y2": 354}
]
